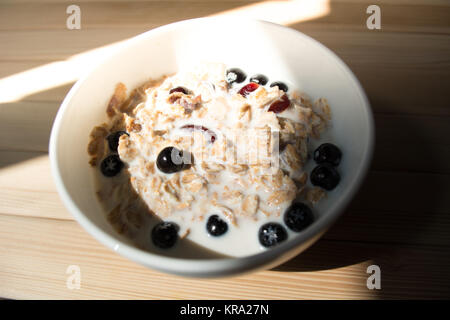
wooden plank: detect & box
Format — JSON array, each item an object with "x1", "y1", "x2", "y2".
[
  {"x1": 347, "y1": 171, "x2": 450, "y2": 220},
  {"x1": 324, "y1": 207, "x2": 450, "y2": 247},
  {"x1": 1, "y1": 213, "x2": 449, "y2": 299},
  {"x1": 1, "y1": 29, "x2": 448, "y2": 115},
  {"x1": 2, "y1": 59, "x2": 449, "y2": 118},
  {"x1": 0, "y1": 100, "x2": 58, "y2": 152},
  {"x1": 0, "y1": 28, "x2": 449, "y2": 64},
  {"x1": 0, "y1": 150, "x2": 46, "y2": 169},
  {"x1": 0, "y1": 1, "x2": 448, "y2": 34},
  {"x1": 372, "y1": 114, "x2": 450, "y2": 173},
  {"x1": 0, "y1": 154, "x2": 72, "y2": 220}
]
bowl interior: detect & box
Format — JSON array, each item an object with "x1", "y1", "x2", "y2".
[{"x1": 50, "y1": 18, "x2": 373, "y2": 277}]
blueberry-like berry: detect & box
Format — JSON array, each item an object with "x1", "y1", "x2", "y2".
[
  {"x1": 156, "y1": 146, "x2": 187, "y2": 174},
  {"x1": 250, "y1": 74, "x2": 268, "y2": 86},
  {"x1": 226, "y1": 68, "x2": 246, "y2": 84},
  {"x1": 284, "y1": 202, "x2": 314, "y2": 232},
  {"x1": 169, "y1": 86, "x2": 189, "y2": 95},
  {"x1": 206, "y1": 215, "x2": 228, "y2": 236},
  {"x1": 100, "y1": 154, "x2": 124, "y2": 177},
  {"x1": 107, "y1": 131, "x2": 129, "y2": 152},
  {"x1": 310, "y1": 163, "x2": 341, "y2": 190},
  {"x1": 258, "y1": 223, "x2": 288, "y2": 248},
  {"x1": 151, "y1": 221, "x2": 179, "y2": 249},
  {"x1": 270, "y1": 81, "x2": 288, "y2": 92},
  {"x1": 313, "y1": 143, "x2": 342, "y2": 166}
]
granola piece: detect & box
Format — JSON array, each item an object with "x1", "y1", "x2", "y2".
[
  {"x1": 151, "y1": 130, "x2": 167, "y2": 139},
  {"x1": 313, "y1": 98, "x2": 331, "y2": 122},
  {"x1": 201, "y1": 162, "x2": 225, "y2": 173},
  {"x1": 241, "y1": 194, "x2": 259, "y2": 217},
  {"x1": 222, "y1": 187, "x2": 243, "y2": 204},
  {"x1": 182, "y1": 171, "x2": 206, "y2": 193},
  {"x1": 210, "y1": 139, "x2": 227, "y2": 161},
  {"x1": 205, "y1": 172, "x2": 220, "y2": 184},
  {"x1": 293, "y1": 171, "x2": 308, "y2": 186},
  {"x1": 278, "y1": 118, "x2": 297, "y2": 149},
  {"x1": 210, "y1": 192, "x2": 219, "y2": 205},
  {"x1": 150, "y1": 176, "x2": 162, "y2": 194},
  {"x1": 267, "y1": 189, "x2": 296, "y2": 206},
  {"x1": 106, "y1": 83, "x2": 127, "y2": 117},
  {"x1": 310, "y1": 112, "x2": 327, "y2": 138},
  {"x1": 109, "y1": 113, "x2": 127, "y2": 132},
  {"x1": 305, "y1": 186, "x2": 326, "y2": 205},
  {"x1": 254, "y1": 110, "x2": 280, "y2": 131},
  {"x1": 179, "y1": 95, "x2": 202, "y2": 113},
  {"x1": 87, "y1": 125, "x2": 108, "y2": 166},
  {"x1": 179, "y1": 228, "x2": 190, "y2": 239},
  {"x1": 117, "y1": 134, "x2": 138, "y2": 162},
  {"x1": 186, "y1": 179, "x2": 205, "y2": 193},
  {"x1": 167, "y1": 92, "x2": 202, "y2": 113},
  {"x1": 181, "y1": 172, "x2": 202, "y2": 184},
  {"x1": 280, "y1": 143, "x2": 303, "y2": 172},
  {"x1": 167, "y1": 91, "x2": 184, "y2": 104},
  {"x1": 248, "y1": 125, "x2": 272, "y2": 165},
  {"x1": 259, "y1": 207, "x2": 272, "y2": 217},
  {"x1": 107, "y1": 205, "x2": 127, "y2": 234},
  {"x1": 227, "y1": 164, "x2": 249, "y2": 174},
  {"x1": 216, "y1": 205, "x2": 237, "y2": 226},
  {"x1": 120, "y1": 86, "x2": 147, "y2": 114},
  {"x1": 125, "y1": 210, "x2": 143, "y2": 229},
  {"x1": 144, "y1": 161, "x2": 155, "y2": 175},
  {"x1": 125, "y1": 116, "x2": 142, "y2": 133},
  {"x1": 151, "y1": 198, "x2": 171, "y2": 218},
  {"x1": 176, "y1": 202, "x2": 190, "y2": 210},
  {"x1": 252, "y1": 86, "x2": 283, "y2": 107},
  {"x1": 292, "y1": 90, "x2": 313, "y2": 108},
  {"x1": 162, "y1": 180, "x2": 180, "y2": 201},
  {"x1": 238, "y1": 104, "x2": 251, "y2": 122},
  {"x1": 259, "y1": 169, "x2": 284, "y2": 191}
]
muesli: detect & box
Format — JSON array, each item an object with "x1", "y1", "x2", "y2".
[{"x1": 87, "y1": 63, "x2": 342, "y2": 256}]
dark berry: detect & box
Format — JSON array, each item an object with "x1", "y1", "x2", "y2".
[
  {"x1": 180, "y1": 124, "x2": 216, "y2": 143},
  {"x1": 270, "y1": 81, "x2": 288, "y2": 92},
  {"x1": 151, "y1": 221, "x2": 179, "y2": 249},
  {"x1": 250, "y1": 74, "x2": 268, "y2": 85},
  {"x1": 226, "y1": 68, "x2": 246, "y2": 84},
  {"x1": 206, "y1": 215, "x2": 228, "y2": 236},
  {"x1": 100, "y1": 154, "x2": 124, "y2": 177},
  {"x1": 313, "y1": 143, "x2": 342, "y2": 166},
  {"x1": 156, "y1": 146, "x2": 188, "y2": 174},
  {"x1": 284, "y1": 202, "x2": 314, "y2": 232},
  {"x1": 107, "y1": 131, "x2": 129, "y2": 152},
  {"x1": 310, "y1": 163, "x2": 341, "y2": 190},
  {"x1": 258, "y1": 223, "x2": 288, "y2": 248},
  {"x1": 169, "y1": 86, "x2": 189, "y2": 95},
  {"x1": 238, "y1": 82, "x2": 259, "y2": 97},
  {"x1": 268, "y1": 94, "x2": 290, "y2": 113}
]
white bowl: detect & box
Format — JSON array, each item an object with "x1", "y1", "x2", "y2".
[{"x1": 49, "y1": 18, "x2": 374, "y2": 277}]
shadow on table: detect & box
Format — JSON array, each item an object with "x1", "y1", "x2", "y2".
[{"x1": 273, "y1": 97, "x2": 450, "y2": 299}]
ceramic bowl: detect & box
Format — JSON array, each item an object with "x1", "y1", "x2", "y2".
[{"x1": 49, "y1": 18, "x2": 374, "y2": 277}]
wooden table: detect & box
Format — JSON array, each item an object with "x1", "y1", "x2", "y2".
[{"x1": 0, "y1": 0, "x2": 449, "y2": 300}]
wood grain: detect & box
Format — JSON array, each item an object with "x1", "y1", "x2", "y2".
[
  {"x1": 1, "y1": 214, "x2": 449, "y2": 299},
  {"x1": 0, "y1": 1, "x2": 448, "y2": 33},
  {"x1": 0, "y1": 0, "x2": 449, "y2": 299}
]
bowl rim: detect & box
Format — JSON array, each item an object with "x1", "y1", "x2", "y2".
[{"x1": 49, "y1": 17, "x2": 375, "y2": 277}]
